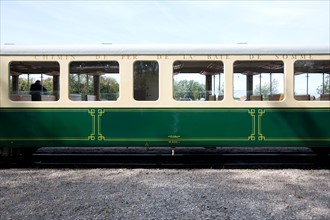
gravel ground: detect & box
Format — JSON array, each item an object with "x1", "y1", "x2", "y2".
[{"x1": 0, "y1": 169, "x2": 329, "y2": 220}]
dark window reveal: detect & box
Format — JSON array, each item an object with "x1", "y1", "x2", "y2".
[{"x1": 133, "y1": 61, "x2": 159, "y2": 101}]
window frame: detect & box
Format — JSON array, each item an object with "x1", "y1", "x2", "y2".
[
  {"x1": 294, "y1": 60, "x2": 330, "y2": 101},
  {"x1": 9, "y1": 61, "x2": 60, "y2": 102},
  {"x1": 233, "y1": 60, "x2": 285, "y2": 102},
  {"x1": 133, "y1": 60, "x2": 160, "y2": 101},
  {"x1": 172, "y1": 60, "x2": 224, "y2": 102},
  {"x1": 68, "y1": 61, "x2": 120, "y2": 102}
]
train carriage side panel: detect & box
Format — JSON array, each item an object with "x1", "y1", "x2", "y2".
[{"x1": 0, "y1": 45, "x2": 329, "y2": 150}]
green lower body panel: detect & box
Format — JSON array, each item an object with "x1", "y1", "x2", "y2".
[
  {"x1": 257, "y1": 109, "x2": 330, "y2": 146},
  {"x1": 98, "y1": 109, "x2": 254, "y2": 146},
  {"x1": 0, "y1": 109, "x2": 96, "y2": 147},
  {"x1": 0, "y1": 108, "x2": 329, "y2": 148}
]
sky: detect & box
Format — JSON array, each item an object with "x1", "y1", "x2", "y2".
[
  {"x1": 1, "y1": 0, "x2": 329, "y2": 98},
  {"x1": 1, "y1": 0, "x2": 329, "y2": 45}
]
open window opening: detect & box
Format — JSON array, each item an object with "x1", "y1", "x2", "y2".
[
  {"x1": 294, "y1": 60, "x2": 330, "y2": 101},
  {"x1": 233, "y1": 61, "x2": 284, "y2": 101},
  {"x1": 173, "y1": 61, "x2": 224, "y2": 101},
  {"x1": 69, "y1": 61, "x2": 119, "y2": 101},
  {"x1": 9, "y1": 61, "x2": 60, "y2": 101}
]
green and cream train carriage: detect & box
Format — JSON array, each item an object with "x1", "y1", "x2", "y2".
[{"x1": 0, "y1": 44, "x2": 329, "y2": 157}]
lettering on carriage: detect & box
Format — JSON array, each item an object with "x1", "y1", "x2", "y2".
[
  {"x1": 34, "y1": 55, "x2": 76, "y2": 60},
  {"x1": 183, "y1": 55, "x2": 193, "y2": 60},
  {"x1": 95, "y1": 55, "x2": 108, "y2": 60},
  {"x1": 121, "y1": 55, "x2": 138, "y2": 60},
  {"x1": 207, "y1": 55, "x2": 230, "y2": 60},
  {"x1": 156, "y1": 55, "x2": 169, "y2": 59},
  {"x1": 249, "y1": 55, "x2": 261, "y2": 60},
  {"x1": 275, "y1": 54, "x2": 313, "y2": 59}
]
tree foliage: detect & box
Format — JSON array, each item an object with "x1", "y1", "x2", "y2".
[
  {"x1": 12, "y1": 76, "x2": 53, "y2": 94},
  {"x1": 173, "y1": 80, "x2": 206, "y2": 100},
  {"x1": 254, "y1": 79, "x2": 279, "y2": 97},
  {"x1": 317, "y1": 74, "x2": 330, "y2": 94},
  {"x1": 69, "y1": 74, "x2": 93, "y2": 95},
  {"x1": 69, "y1": 74, "x2": 119, "y2": 100},
  {"x1": 99, "y1": 75, "x2": 119, "y2": 100}
]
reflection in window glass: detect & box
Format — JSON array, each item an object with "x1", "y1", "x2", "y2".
[
  {"x1": 134, "y1": 61, "x2": 159, "y2": 101},
  {"x1": 69, "y1": 61, "x2": 119, "y2": 101},
  {"x1": 233, "y1": 61, "x2": 284, "y2": 101},
  {"x1": 294, "y1": 60, "x2": 330, "y2": 101},
  {"x1": 9, "y1": 61, "x2": 60, "y2": 101},
  {"x1": 173, "y1": 61, "x2": 224, "y2": 101}
]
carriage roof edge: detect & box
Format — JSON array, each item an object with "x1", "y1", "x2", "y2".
[{"x1": 0, "y1": 44, "x2": 329, "y2": 55}]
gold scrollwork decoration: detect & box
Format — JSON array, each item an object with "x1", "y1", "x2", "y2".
[
  {"x1": 98, "y1": 135, "x2": 105, "y2": 141},
  {"x1": 97, "y1": 109, "x2": 106, "y2": 141},
  {"x1": 248, "y1": 109, "x2": 256, "y2": 141},
  {"x1": 257, "y1": 109, "x2": 266, "y2": 141},
  {"x1": 88, "y1": 109, "x2": 96, "y2": 141},
  {"x1": 88, "y1": 135, "x2": 95, "y2": 141},
  {"x1": 248, "y1": 134, "x2": 255, "y2": 141},
  {"x1": 258, "y1": 134, "x2": 266, "y2": 141}
]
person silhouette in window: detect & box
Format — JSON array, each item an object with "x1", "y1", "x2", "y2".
[{"x1": 30, "y1": 80, "x2": 47, "y2": 101}]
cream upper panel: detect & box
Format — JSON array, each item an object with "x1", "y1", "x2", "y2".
[{"x1": 0, "y1": 54, "x2": 329, "y2": 108}]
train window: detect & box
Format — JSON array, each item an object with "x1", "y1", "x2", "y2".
[
  {"x1": 9, "y1": 61, "x2": 60, "y2": 101},
  {"x1": 69, "y1": 61, "x2": 119, "y2": 101},
  {"x1": 173, "y1": 61, "x2": 224, "y2": 101},
  {"x1": 294, "y1": 60, "x2": 330, "y2": 101},
  {"x1": 133, "y1": 61, "x2": 159, "y2": 101},
  {"x1": 233, "y1": 61, "x2": 284, "y2": 101}
]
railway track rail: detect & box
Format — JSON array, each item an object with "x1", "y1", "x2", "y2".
[{"x1": 2, "y1": 148, "x2": 329, "y2": 169}]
